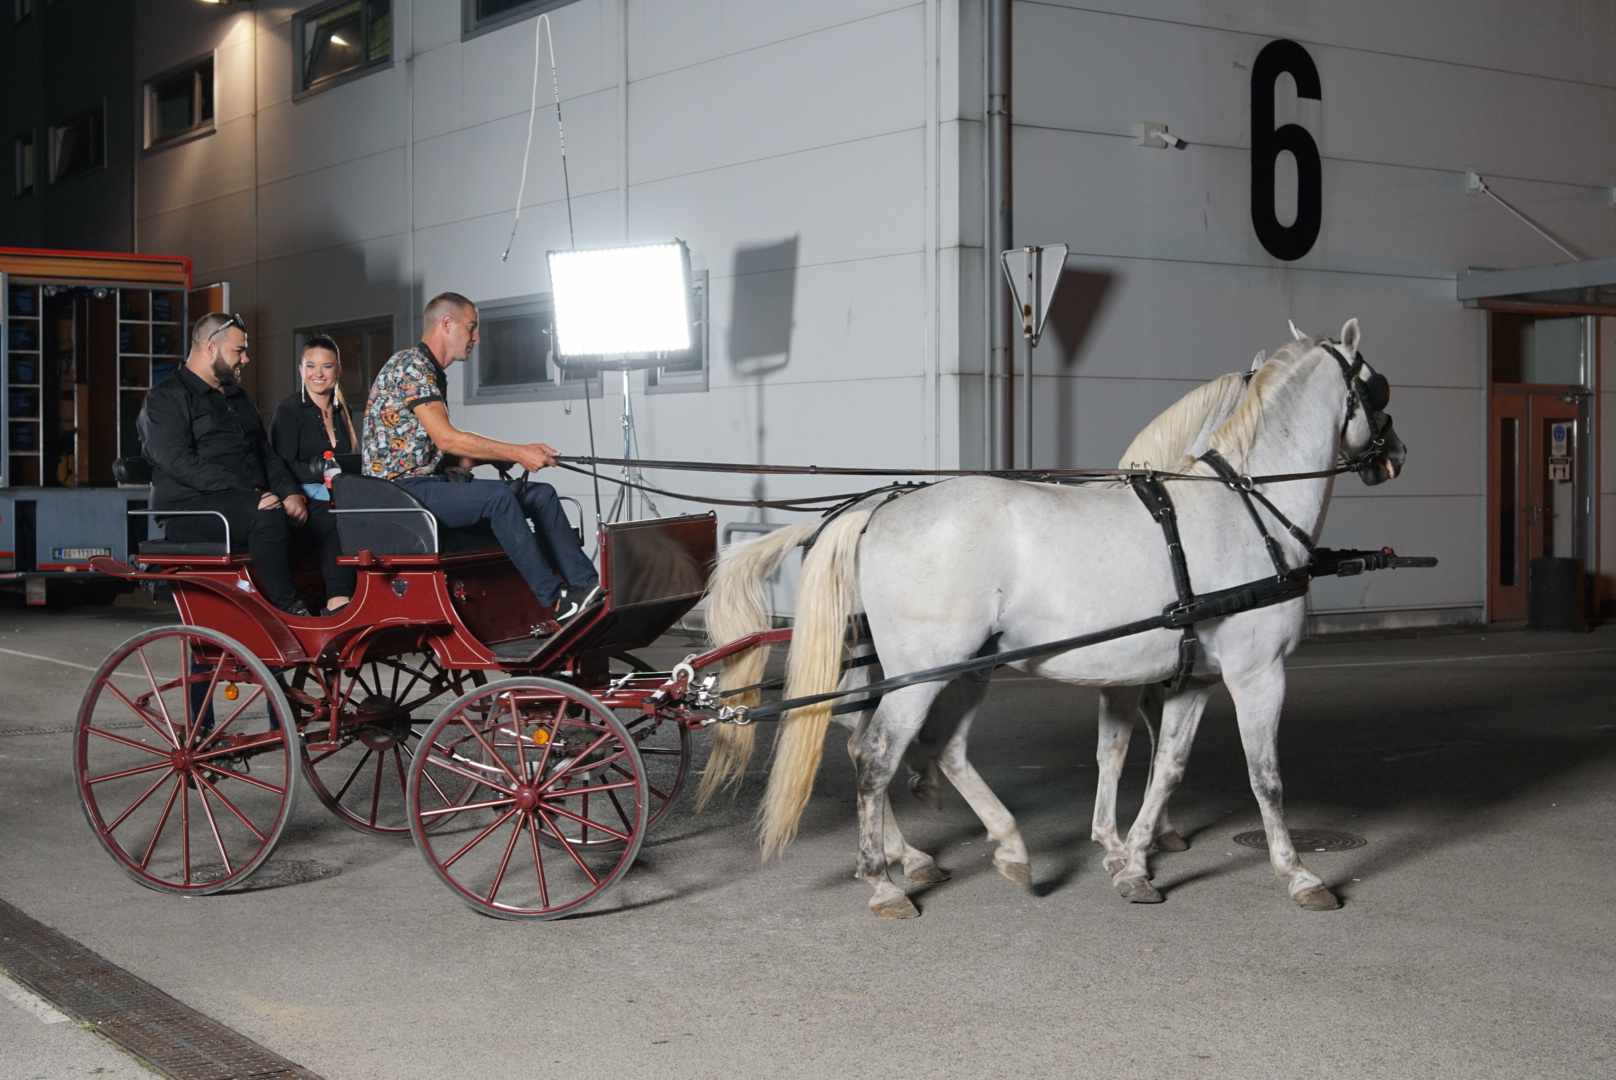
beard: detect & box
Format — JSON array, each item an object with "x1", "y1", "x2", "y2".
[{"x1": 212, "y1": 354, "x2": 242, "y2": 386}]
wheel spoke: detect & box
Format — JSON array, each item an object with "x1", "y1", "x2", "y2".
[
  {"x1": 442, "y1": 807, "x2": 519, "y2": 870},
  {"x1": 542, "y1": 778, "x2": 639, "y2": 800},
  {"x1": 332, "y1": 748, "x2": 375, "y2": 803},
  {"x1": 528, "y1": 814, "x2": 549, "y2": 909},
  {"x1": 367, "y1": 744, "x2": 387, "y2": 826},
  {"x1": 506, "y1": 695, "x2": 530, "y2": 783},
  {"x1": 402, "y1": 739, "x2": 458, "y2": 811},
  {"x1": 535, "y1": 729, "x2": 617, "y2": 793},
  {"x1": 455, "y1": 713, "x2": 520, "y2": 786},
  {"x1": 417, "y1": 795, "x2": 514, "y2": 819},
  {"x1": 139, "y1": 777, "x2": 183, "y2": 871},
  {"x1": 203, "y1": 766, "x2": 285, "y2": 797},
  {"x1": 193, "y1": 773, "x2": 268, "y2": 843},
  {"x1": 104, "y1": 768, "x2": 179, "y2": 833},
  {"x1": 195, "y1": 786, "x2": 233, "y2": 876},
  {"x1": 186, "y1": 653, "x2": 227, "y2": 747},
  {"x1": 104, "y1": 682, "x2": 176, "y2": 748},
  {"x1": 541, "y1": 801, "x2": 631, "y2": 843},
  {"x1": 180, "y1": 771, "x2": 193, "y2": 886},
  {"x1": 191, "y1": 733, "x2": 281, "y2": 764},
  {"x1": 390, "y1": 748, "x2": 409, "y2": 809},
  {"x1": 88, "y1": 758, "x2": 175, "y2": 786},
  {"x1": 484, "y1": 814, "x2": 526, "y2": 903},
  {"x1": 535, "y1": 808, "x2": 602, "y2": 885},
  {"x1": 421, "y1": 753, "x2": 515, "y2": 798},
  {"x1": 606, "y1": 787, "x2": 632, "y2": 834},
  {"x1": 528, "y1": 699, "x2": 566, "y2": 787},
  {"x1": 136, "y1": 647, "x2": 181, "y2": 747},
  {"x1": 86, "y1": 725, "x2": 172, "y2": 759}
]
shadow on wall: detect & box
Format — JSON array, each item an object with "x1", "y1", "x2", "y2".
[
  {"x1": 729, "y1": 235, "x2": 799, "y2": 499},
  {"x1": 1042, "y1": 263, "x2": 1116, "y2": 466}
]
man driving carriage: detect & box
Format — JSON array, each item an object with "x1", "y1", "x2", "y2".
[{"x1": 361, "y1": 291, "x2": 600, "y2": 632}]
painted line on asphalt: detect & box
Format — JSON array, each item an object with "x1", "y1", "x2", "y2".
[
  {"x1": 0, "y1": 647, "x2": 140, "y2": 679},
  {"x1": 0, "y1": 971, "x2": 71, "y2": 1024}
]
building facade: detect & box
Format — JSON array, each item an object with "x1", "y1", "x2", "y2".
[{"x1": 118, "y1": 0, "x2": 1616, "y2": 628}]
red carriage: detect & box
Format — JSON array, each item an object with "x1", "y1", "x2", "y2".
[{"x1": 77, "y1": 472, "x2": 731, "y2": 920}]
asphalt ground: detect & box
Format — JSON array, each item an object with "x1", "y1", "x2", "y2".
[{"x1": 0, "y1": 593, "x2": 1612, "y2": 1079}]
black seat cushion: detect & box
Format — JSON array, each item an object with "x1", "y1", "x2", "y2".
[
  {"x1": 331, "y1": 474, "x2": 498, "y2": 556},
  {"x1": 138, "y1": 540, "x2": 230, "y2": 556}
]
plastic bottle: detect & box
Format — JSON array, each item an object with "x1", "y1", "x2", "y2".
[{"x1": 322, "y1": 450, "x2": 342, "y2": 491}]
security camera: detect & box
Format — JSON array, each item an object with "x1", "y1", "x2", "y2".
[{"x1": 1160, "y1": 132, "x2": 1185, "y2": 149}]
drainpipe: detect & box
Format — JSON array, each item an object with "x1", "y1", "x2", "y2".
[{"x1": 985, "y1": 0, "x2": 1012, "y2": 469}]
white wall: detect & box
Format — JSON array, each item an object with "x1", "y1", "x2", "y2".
[
  {"x1": 133, "y1": 0, "x2": 969, "y2": 554},
  {"x1": 1009, "y1": 0, "x2": 1616, "y2": 620}
]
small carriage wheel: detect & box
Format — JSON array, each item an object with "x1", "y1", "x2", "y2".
[
  {"x1": 291, "y1": 656, "x2": 488, "y2": 837},
  {"x1": 74, "y1": 625, "x2": 300, "y2": 895},
  {"x1": 407, "y1": 677, "x2": 648, "y2": 920}
]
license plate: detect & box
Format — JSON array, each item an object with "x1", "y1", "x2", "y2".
[{"x1": 52, "y1": 546, "x2": 112, "y2": 561}]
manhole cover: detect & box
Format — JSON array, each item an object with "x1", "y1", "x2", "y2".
[
  {"x1": 1232, "y1": 828, "x2": 1366, "y2": 852},
  {"x1": 207, "y1": 858, "x2": 339, "y2": 892}
]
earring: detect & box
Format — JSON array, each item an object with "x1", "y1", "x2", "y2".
[{"x1": 300, "y1": 377, "x2": 307, "y2": 403}]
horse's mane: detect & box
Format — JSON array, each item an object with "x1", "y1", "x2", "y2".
[
  {"x1": 1118, "y1": 371, "x2": 1252, "y2": 470},
  {"x1": 1203, "y1": 337, "x2": 1316, "y2": 469}
]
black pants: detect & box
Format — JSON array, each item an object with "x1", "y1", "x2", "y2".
[
  {"x1": 161, "y1": 491, "x2": 301, "y2": 611},
  {"x1": 295, "y1": 502, "x2": 356, "y2": 601}
]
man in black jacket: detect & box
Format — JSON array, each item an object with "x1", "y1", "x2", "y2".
[{"x1": 140, "y1": 312, "x2": 313, "y2": 616}]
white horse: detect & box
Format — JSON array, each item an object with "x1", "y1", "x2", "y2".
[
  {"x1": 742, "y1": 319, "x2": 1405, "y2": 917},
  {"x1": 697, "y1": 362, "x2": 1260, "y2": 886}
]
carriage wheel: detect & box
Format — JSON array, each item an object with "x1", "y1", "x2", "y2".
[
  {"x1": 74, "y1": 625, "x2": 299, "y2": 895},
  {"x1": 293, "y1": 655, "x2": 487, "y2": 836},
  {"x1": 407, "y1": 677, "x2": 647, "y2": 920}
]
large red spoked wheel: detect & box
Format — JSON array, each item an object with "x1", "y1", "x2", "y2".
[
  {"x1": 74, "y1": 625, "x2": 300, "y2": 894},
  {"x1": 407, "y1": 677, "x2": 647, "y2": 920},
  {"x1": 290, "y1": 655, "x2": 485, "y2": 836},
  {"x1": 609, "y1": 652, "x2": 691, "y2": 838}
]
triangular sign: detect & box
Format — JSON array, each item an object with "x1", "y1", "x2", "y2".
[{"x1": 1000, "y1": 243, "x2": 1069, "y2": 347}]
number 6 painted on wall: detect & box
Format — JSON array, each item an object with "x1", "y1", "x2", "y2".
[{"x1": 1251, "y1": 39, "x2": 1322, "y2": 262}]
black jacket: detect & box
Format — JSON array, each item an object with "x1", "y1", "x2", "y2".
[
  {"x1": 270, "y1": 394, "x2": 357, "y2": 484},
  {"x1": 141, "y1": 367, "x2": 297, "y2": 508}
]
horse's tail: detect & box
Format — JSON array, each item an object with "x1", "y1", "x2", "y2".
[
  {"x1": 694, "y1": 522, "x2": 815, "y2": 811},
  {"x1": 759, "y1": 509, "x2": 871, "y2": 859}
]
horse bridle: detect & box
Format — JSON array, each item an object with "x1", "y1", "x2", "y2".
[{"x1": 1318, "y1": 339, "x2": 1393, "y2": 475}]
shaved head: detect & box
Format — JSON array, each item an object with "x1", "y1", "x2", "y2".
[{"x1": 423, "y1": 291, "x2": 475, "y2": 327}]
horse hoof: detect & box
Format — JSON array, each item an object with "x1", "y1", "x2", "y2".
[
  {"x1": 1155, "y1": 830, "x2": 1189, "y2": 852},
  {"x1": 906, "y1": 863, "x2": 951, "y2": 885},
  {"x1": 872, "y1": 895, "x2": 921, "y2": 919},
  {"x1": 995, "y1": 859, "x2": 1033, "y2": 887},
  {"x1": 1294, "y1": 885, "x2": 1341, "y2": 911},
  {"x1": 1115, "y1": 876, "x2": 1164, "y2": 904}
]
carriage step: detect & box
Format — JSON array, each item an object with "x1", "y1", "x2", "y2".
[{"x1": 304, "y1": 741, "x2": 342, "y2": 753}]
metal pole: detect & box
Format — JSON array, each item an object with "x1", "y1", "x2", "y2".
[
  {"x1": 1024, "y1": 251, "x2": 1036, "y2": 468},
  {"x1": 986, "y1": 0, "x2": 1012, "y2": 469}
]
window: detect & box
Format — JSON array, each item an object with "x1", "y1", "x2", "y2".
[
  {"x1": 13, "y1": 132, "x2": 34, "y2": 197},
  {"x1": 463, "y1": 0, "x2": 574, "y2": 40},
  {"x1": 464, "y1": 293, "x2": 595, "y2": 403},
  {"x1": 145, "y1": 56, "x2": 215, "y2": 149},
  {"x1": 294, "y1": 315, "x2": 395, "y2": 416},
  {"x1": 646, "y1": 270, "x2": 710, "y2": 395},
  {"x1": 48, "y1": 105, "x2": 105, "y2": 183},
  {"x1": 296, "y1": 0, "x2": 392, "y2": 95}
]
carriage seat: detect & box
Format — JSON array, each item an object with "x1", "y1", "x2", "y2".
[
  {"x1": 113, "y1": 456, "x2": 243, "y2": 557},
  {"x1": 331, "y1": 474, "x2": 499, "y2": 557}
]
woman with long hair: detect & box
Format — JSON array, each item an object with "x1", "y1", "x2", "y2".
[{"x1": 270, "y1": 335, "x2": 359, "y2": 613}]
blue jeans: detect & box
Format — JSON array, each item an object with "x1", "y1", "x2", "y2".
[{"x1": 398, "y1": 476, "x2": 596, "y2": 606}]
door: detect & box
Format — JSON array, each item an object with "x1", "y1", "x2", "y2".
[{"x1": 1489, "y1": 389, "x2": 1585, "y2": 620}]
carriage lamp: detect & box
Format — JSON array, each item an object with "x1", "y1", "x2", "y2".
[
  {"x1": 530, "y1": 727, "x2": 551, "y2": 746},
  {"x1": 224, "y1": 683, "x2": 239, "y2": 701},
  {"x1": 547, "y1": 241, "x2": 694, "y2": 360}
]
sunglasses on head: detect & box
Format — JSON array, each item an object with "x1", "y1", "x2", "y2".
[{"x1": 207, "y1": 313, "x2": 248, "y2": 341}]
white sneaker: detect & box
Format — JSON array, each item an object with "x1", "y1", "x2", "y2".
[{"x1": 553, "y1": 583, "x2": 602, "y2": 623}]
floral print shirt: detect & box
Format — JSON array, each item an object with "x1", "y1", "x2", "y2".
[{"x1": 361, "y1": 343, "x2": 449, "y2": 480}]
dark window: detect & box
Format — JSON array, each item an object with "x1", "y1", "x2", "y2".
[
  {"x1": 146, "y1": 56, "x2": 215, "y2": 148},
  {"x1": 464, "y1": 294, "x2": 592, "y2": 403},
  {"x1": 463, "y1": 0, "x2": 574, "y2": 40},
  {"x1": 48, "y1": 106, "x2": 105, "y2": 183},
  {"x1": 295, "y1": 315, "x2": 394, "y2": 417},
  {"x1": 13, "y1": 132, "x2": 34, "y2": 196},
  {"x1": 296, "y1": 0, "x2": 392, "y2": 94}
]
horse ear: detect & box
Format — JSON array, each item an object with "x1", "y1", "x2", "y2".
[
  {"x1": 1287, "y1": 319, "x2": 1307, "y2": 342},
  {"x1": 1340, "y1": 317, "x2": 1361, "y2": 354},
  {"x1": 1250, "y1": 349, "x2": 1266, "y2": 371}
]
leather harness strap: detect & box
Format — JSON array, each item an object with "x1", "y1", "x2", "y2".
[{"x1": 1129, "y1": 474, "x2": 1200, "y2": 692}]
